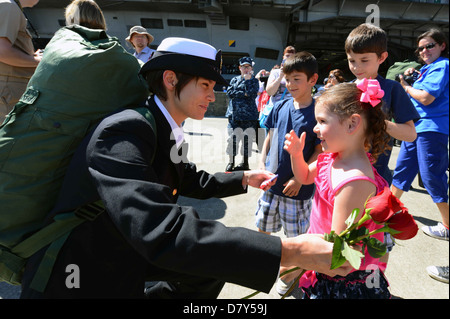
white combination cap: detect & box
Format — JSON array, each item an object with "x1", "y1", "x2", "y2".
[
  {"x1": 140, "y1": 37, "x2": 227, "y2": 85},
  {"x1": 156, "y1": 37, "x2": 217, "y2": 61}
]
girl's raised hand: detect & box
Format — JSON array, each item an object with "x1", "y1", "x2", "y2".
[{"x1": 284, "y1": 130, "x2": 306, "y2": 157}]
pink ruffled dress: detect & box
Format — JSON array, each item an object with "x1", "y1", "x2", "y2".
[{"x1": 300, "y1": 152, "x2": 389, "y2": 294}]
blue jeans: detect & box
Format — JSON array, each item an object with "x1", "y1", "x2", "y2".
[{"x1": 392, "y1": 132, "x2": 449, "y2": 203}]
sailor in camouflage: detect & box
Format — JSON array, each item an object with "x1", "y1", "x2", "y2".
[{"x1": 225, "y1": 56, "x2": 259, "y2": 171}]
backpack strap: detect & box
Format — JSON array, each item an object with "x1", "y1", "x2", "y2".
[
  {"x1": 29, "y1": 202, "x2": 105, "y2": 291},
  {"x1": 0, "y1": 202, "x2": 104, "y2": 287}
]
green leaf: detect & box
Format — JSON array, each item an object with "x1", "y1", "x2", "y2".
[
  {"x1": 365, "y1": 237, "x2": 387, "y2": 259},
  {"x1": 341, "y1": 241, "x2": 364, "y2": 270},
  {"x1": 330, "y1": 236, "x2": 346, "y2": 270},
  {"x1": 345, "y1": 208, "x2": 360, "y2": 227}
]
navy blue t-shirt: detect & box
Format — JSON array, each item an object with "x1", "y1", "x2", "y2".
[
  {"x1": 264, "y1": 98, "x2": 320, "y2": 200},
  {"x1": 374, "y1": 75, "x2": 420, "y2": 184}
]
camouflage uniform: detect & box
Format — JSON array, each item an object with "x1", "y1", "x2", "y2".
[{"x1": 226, "y1": 75, "x2": 259, "y2": 158}]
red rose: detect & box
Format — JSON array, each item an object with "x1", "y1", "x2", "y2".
[
  {"x1": 387, "y1": 209, "x2": 418, "y2": 240},
  {"x1": 366, "y1": 187, "x2": 405, "y2": 224}
]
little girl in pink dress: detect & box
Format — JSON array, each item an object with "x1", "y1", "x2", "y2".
[{"x1": 284, "y1": 79, "x2": 392, "y2": 298}]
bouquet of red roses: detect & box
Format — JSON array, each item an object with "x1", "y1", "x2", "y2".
[{"x1": 325, "y1": 187, "x2": 418, "y2": 270}]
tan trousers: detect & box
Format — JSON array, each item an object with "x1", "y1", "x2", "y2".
[{"x1": 0, "y1": 76, "x2": 28, "y2": 123}]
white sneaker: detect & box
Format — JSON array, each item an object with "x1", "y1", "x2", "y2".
[
  {"x1": 422, "y1": 223, "x2": 449, "y2": 241},
  {"x1": 426, "y1": 265, "x2": 449, "y2": 284}
]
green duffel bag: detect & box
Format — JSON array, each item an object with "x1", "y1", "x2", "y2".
[
  {"x1": 385, "y1": 59, "x2": 422, "y2": 82},
  {"x1": 0, "y1": 24, "x2": 148, "y2": 286}
]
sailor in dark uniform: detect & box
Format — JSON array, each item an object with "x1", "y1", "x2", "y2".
[
  {"x1": 225, "y1": 56, "x2": 260, "y2": 171},
  {"x1": 21, "y1": 37, "x2": 351, "y2": 299}
]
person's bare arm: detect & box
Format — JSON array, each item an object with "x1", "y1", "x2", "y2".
[
  {"x1": 385, "y1": 119, "x2": 417, "y2": 142},
  {"x1": 0, "y1": 37, "x2": 41, "y2": 67},
  {"x1": 258, "y1": 130, "x2": 272, "y2": 170},
  {"x1": 265, "y1": 70, "x2": 283, "y2": 96},
  {"x1": 400, "y1": 72, "x2": 435, "y2": 106},
  {"x1": 284, "y1": 131, "x2": 317, "y2": 185}
]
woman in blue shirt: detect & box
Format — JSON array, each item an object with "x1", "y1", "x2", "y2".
[{"x1": 392, "y1": 29, "x2": 449, "y2": 246}]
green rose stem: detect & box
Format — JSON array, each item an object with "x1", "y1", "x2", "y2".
[
  {"x1": 348, "y1": 226, "x2": 392, "y2": 245},
  {"x1": 339, "y1": 209, "x2": 372, "y2": 238},
  {"x1": 339, "y1": 208, "x2": 399, "y2": 245}
]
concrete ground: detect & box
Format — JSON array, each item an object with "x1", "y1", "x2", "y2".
[{"x1": 1, "y1": 116, "x2": 448, "y2": 299}]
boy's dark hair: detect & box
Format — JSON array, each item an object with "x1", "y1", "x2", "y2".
[
  {"x1": 144, "y1": 70, "x2": 196, "y2": 101},
  {"x1": 282, "y1": 51, "x2": 318, "y2": 80},
  {"x1": 345, "y1": 23, "x2": 387, "y2": 57}
]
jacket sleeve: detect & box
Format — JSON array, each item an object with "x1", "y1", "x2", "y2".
[
  {"x1": 226, "y1": 76, "x2": 241, "y2": 98},
  {"x1": 179, "y1": 161, "x2": 248, "y2": 199},
  {"x1": 86, "y1": 112, "x2": 281, "y2": 292},
  {"x1": 245, "y1": 78, "x2": 260, "y2": 100}
]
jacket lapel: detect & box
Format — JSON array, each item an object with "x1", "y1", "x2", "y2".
[{"x1": 145, "y1": 97, "x2": 185, "y2": 181}]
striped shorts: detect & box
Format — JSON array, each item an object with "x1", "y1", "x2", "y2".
[{"x1": 255, "y1": 191, "x2": 311, "y2": 238}]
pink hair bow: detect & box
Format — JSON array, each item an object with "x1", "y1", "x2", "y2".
[{"x1": 356, "y1": 78, "x2": 384, "y2": 107}]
